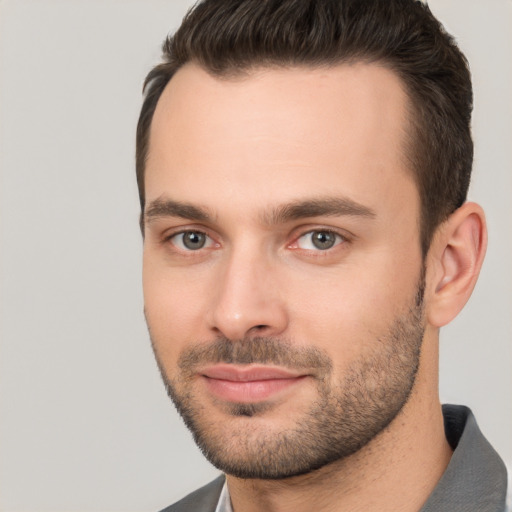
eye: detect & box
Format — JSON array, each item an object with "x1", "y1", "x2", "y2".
[
  {"x1": 169, "y1": 231, "x2": 214, "y2": 251},
  {"x1": 296, "y1": 230, "x2": 344, "y2": 251}
]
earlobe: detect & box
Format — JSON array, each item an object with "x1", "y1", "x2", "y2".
[{"x1": 427, "y1": 202, "x2": 487, "y2": 327}]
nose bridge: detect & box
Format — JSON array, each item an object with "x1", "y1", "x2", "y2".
[{"x1": 208, "y1": 239, "x2": 287, "y2": 340}]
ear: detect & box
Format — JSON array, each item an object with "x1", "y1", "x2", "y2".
[{"x1": 426, "y1": 202, "x2": 487, "y2": 328}]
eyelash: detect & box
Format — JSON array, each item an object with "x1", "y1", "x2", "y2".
[
  {"x1": 290, "y1": 229, "x2": 347, "y2": 252},
  {"x1": 164, "y1": 230, "x2": 217, "y2": 252},
  {"x1": 163, "y1": 227, "x2": 349, "y2": 255}
]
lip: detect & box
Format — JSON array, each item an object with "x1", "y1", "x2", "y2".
[{"x1": 200, "y1": 364, "x2": 308, "y2": 403}]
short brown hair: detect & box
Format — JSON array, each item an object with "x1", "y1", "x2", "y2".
[{"x1": 136, "y1": 0, "x2": 473, "y2": 255}]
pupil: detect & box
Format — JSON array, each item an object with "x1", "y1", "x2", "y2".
[
  {"x1": 312, "y1": 231, "x2": 335, "y2": 250},
  {"x1": 184, "y1": 232, "x2": 205, "y2": 249}
]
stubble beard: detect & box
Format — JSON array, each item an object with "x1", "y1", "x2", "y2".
[{"x1": 149, "y1": 281, "x2": 425, "y2": 480}]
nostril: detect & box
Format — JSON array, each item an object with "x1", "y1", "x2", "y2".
[{"x1": 248, "y1": 325, "x2": 269, "y2": 335}]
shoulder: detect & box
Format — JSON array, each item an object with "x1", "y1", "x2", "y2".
[{"x1": 159, "y1": 475, "x2": 226, "y2": 512}]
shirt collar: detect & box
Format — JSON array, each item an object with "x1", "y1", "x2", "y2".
[
  {"x1": 214, "y1": 479, "x2": 233, "y2": 512},
  {"x1": 420, "y1": 404, "x2": 508, "y2": 511}
]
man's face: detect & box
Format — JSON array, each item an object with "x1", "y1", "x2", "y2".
[{"x1": 143, "y1": 63, "x2": 426, "y2": 478}]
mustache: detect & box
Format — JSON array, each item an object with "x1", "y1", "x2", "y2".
[{"x1": 177, "y1": 336, "x2": 333, "y2": 376}]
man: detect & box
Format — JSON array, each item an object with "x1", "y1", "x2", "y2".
[{"x1": 136, "y1": 0, "x2": 508, "y2": 510}]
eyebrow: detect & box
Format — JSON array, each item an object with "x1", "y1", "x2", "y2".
[
  {"x1": 144, "y1": 196, "x2": 376, "y2": 226},
  {"x1": 145, "y1": 198, "x2": 213, "y2": 223},
  {"x1": 263, "y1": 197, "x2": 376, "y2": 225}
]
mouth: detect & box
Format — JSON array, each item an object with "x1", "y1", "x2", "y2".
[{"x1": 199, "y1": 364, "x2": 309, "y2": 403}]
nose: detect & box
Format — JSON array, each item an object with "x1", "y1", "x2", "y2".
[{"x1": 207, "y1": 246, "x2": 289, "y2": 341}]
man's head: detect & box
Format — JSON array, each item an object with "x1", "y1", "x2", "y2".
[
  {"x1": 137, "y1": 0, "x2": 473, "y2": 256},
  {"x1": 139, "y1": 0, "x2": 485, "y2": 481}
]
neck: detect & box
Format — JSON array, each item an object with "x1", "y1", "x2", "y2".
[{"x1": 226, "y1": 335, "x2": 452, "y2": 512}]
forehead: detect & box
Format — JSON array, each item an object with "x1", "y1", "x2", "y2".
[{"x1": 146, "y1": 62, "x2": 417, "y2": 221}]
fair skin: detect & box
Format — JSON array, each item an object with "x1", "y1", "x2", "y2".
[{"x1": 142, "y1": 63, "x2": 486, "y2": 511}]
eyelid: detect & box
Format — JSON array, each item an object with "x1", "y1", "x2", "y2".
[
  {"x1": 158, "y1": 223, "x2": 352, "y2": 253},
  {"x1": 288, "y1": 227, "x2": 351, "y2": 251},
  {"x1": 162, "y1": 226, "x2": 219, "y2": 251}
]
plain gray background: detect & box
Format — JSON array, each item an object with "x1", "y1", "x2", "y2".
[{"x1": 0, "y1": 1, "x2": 510, "y2": 510}]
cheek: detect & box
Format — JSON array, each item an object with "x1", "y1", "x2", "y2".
[
  {"x1": 285, "y1": 254, "x2": 421, "y2": 363},
  {"x1": 143, "y1": 258, "x2": 210, "y2": 359}
]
